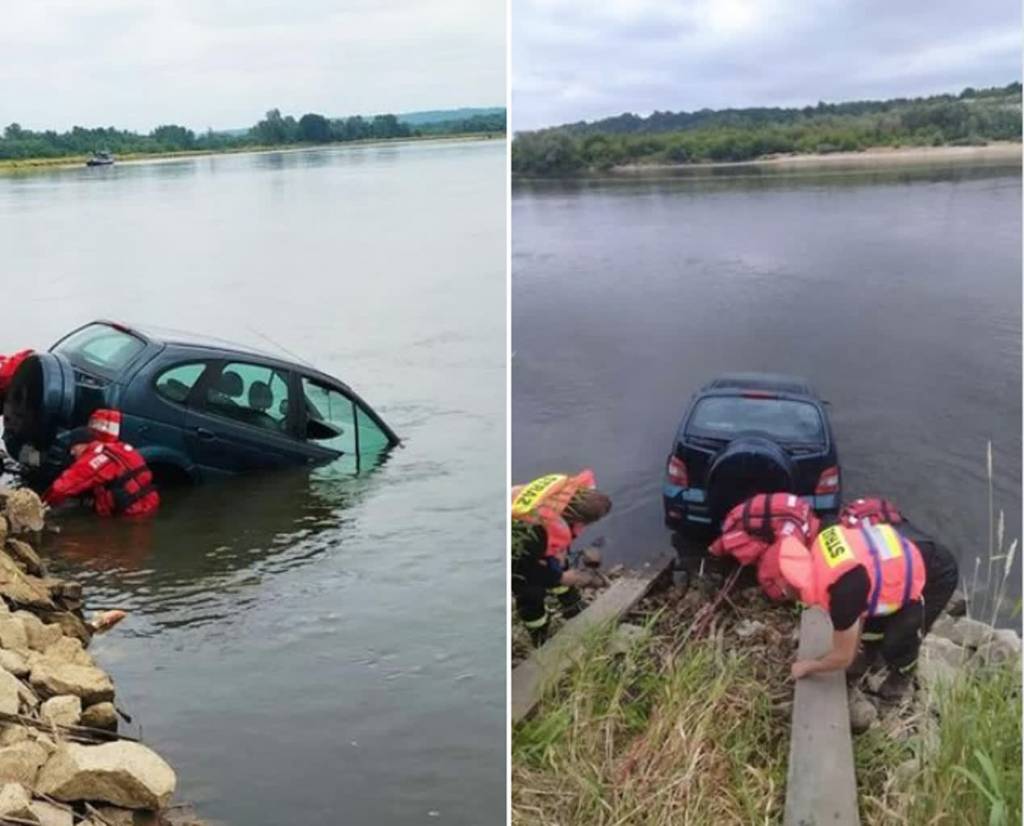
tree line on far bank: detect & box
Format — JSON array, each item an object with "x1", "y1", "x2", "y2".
[
  {"x1": 512, "y1": 83, "x2": 1022, "y2": 176},
  {"x1": 0, "y1": 108, "x2": 506, "y2": 161}
]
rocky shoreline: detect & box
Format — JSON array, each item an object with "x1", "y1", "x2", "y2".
[{"x1": 0, "y1": 489, "x2": 202, "y2": 826}]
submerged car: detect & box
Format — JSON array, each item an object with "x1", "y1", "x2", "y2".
[
  {"x1": 663, "y1": 372, "x2": 840, "y2": 534},
  {"x1": 2, "y1": 321, "x2": 400, "y2": 486}
]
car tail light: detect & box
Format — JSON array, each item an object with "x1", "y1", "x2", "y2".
[
  {"x1": 741, "y1": 390, "x2": 777, "y2": 399},
  {"x1": 667, "y1": 455, "x2": 688, "y2": 487},
  {"x1": 815, "y1": 465, "x2": 840, "y2": 495}
]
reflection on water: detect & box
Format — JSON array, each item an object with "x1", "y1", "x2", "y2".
[
  {"x1": 0, "y1": 138, "x2": 505, "y2": 826},
  {"x1": 513, "y1": 161, "x2": 1021, "y2": 622}
]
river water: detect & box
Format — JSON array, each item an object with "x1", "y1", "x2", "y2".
[
  {"x1": 0, "y1": 139, "x2": 505, "y2": 825},
  {"x1": 512, "y1": 159, "x2": 1022, "y2": 617}
]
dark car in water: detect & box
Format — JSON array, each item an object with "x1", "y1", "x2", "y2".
[
  {"x1": 663, "y1": 372, "x2": 840, "y2": 534},
  {"x1": 2, "y1": 321, "x2": 400, "y2": 486}
]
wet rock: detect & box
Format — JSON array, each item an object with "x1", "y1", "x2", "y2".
[
  {"x1": 928, "y1": 614, "x2": 957, "y2": 641},
  {"x1": 0, "y1": 617, "x2": 28, "y2": 650},
  {"x1": 80, "y1": 702, "x2": 117, "y2": 731},
  {"x1": 38, "y1": 612, "x2": 91, "y2": 647},
  {"x1": 4, "y1": 490, "x2": 46, "y2": 534},
  {"x1": 848, "y1": 687, "x2": 878, "y2": 734},
  {"x1": 735, "y1": 619, "x2": 767, "y2": 639},
  {"x1": 944, "y1": 617, "x2": 995, "y2": 649},
  {"x1": 0, "y1": 554, "x2": 53, "y2": 609},
  {"x1": 0, "y1": 740, "x2": 48, "y2": 786},
  {"x1": 29, "y1": 800, "x2": 73, "y2": 826},
  {"x1": 0, "y1": 782, "x2": 36, "y2": 822},
  {"x1": 44, "y1": 638, "x2": 93, "y2": 668},
  {"x1": 6, "y1": 539, "x2": 44, "y2": 578},
  {"x1": 946, "y1": 590, "x2": 968, "y2": 618},
  {"x1": 609, "y1": 623, "x2": 649, "y2": 655},
  {"x1": 29, "y1": 660, "x2": 114, "y2": 704},
  {"x1": 37, "y1": 742, "x2": 177, "y2": 809},
  {"x1": 40, "y1": 695, "x2": 82, "y2": 728}
]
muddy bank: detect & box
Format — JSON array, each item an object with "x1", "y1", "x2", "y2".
[{"x1": 0, "y1": 488, "x2": 203, "y2": 826}]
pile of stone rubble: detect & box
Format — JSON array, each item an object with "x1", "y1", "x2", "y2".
[{"x1": 0, "y1": 489, "x2": 201, "y2": 826}]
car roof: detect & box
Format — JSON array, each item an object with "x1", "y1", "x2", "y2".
[
  {"x1": 700, "y1": 372, "x2": 816, "y2": 398},
  {"x1": 83, "y1": 320, "x2": 348, "y2": 388}
]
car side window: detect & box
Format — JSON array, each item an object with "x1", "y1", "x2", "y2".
[
  {"x1": 155, "y1": 362, "x2": 208, "y2": 404},
  {"x1": 201, "y1": 362, "x2": 291, "y2": 433},
  {"x1": 301, "y1": 378, "x2": 356, "y2": 454}
]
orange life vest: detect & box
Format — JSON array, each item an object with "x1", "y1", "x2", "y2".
[
  {"x1": 840, "y1": 497, "x2": 904, "y2": 528},
  {"x1": 510, "y1": 470, "x2": 596, "y2": 557},
  {"x1": 779, "y1": 524, "x2": 926, "y2": 618}
]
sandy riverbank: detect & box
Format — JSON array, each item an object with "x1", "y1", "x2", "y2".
[{"x1": 609, "y1": 141, "x2": 1021, "y2": 174}]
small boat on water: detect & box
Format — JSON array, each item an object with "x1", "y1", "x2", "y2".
[{"x1": 85, "y1": 151, "x2": 114, "y2": 167}]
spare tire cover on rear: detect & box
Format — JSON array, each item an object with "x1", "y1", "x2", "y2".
[
  {"x1": 706, "y1": 435, "x2": 796, "y2": 527},
  {"x1": 2, "y1": 353, "x2": 76, "y2": 454}
]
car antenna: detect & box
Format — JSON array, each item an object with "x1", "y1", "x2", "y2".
[{"x1": 246, "y1": 326, "x2": 313, "y2": 367}]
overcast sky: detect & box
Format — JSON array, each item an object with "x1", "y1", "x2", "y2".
[
  {"x1": 513, "y1": 0, "x2": 1022, "y2": 131},
  {"x1": 1, "y1": 0, "x2": 505, "y2": 133}
]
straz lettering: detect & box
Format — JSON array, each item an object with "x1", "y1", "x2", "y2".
[
  {"x1": 819, "y1": 527, "x2": 854, "y2": 568},
  {"x1": 512, "y1": 474, "x2": 565, "y2": 516}
]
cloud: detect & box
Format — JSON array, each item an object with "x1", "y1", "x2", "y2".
[
  {"x1": 512, "y1": 0, "x2": 1021, "y2": 130},
  {"x1": 0, "y1": 0, "x2": 505, "y2": 132}
]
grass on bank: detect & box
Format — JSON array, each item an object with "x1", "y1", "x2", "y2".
[
  {"x1": 856, "y1": 658, "x2": 1022, "y2": 826},
  {"x1": 512, "y1": 607, "x2": 793, "y2": 826}
]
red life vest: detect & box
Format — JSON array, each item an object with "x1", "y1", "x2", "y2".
[
  {"x1": 0, "y1": 350, "x2": 33, "y2": 404},
  {"x1": 840, "y1": 497, "x2": 904, "y2": 528},
  {"x1": 510, "y1": 470, "x2": 596, "y2": 557},
  {"x1": 779, "y1": 524, "x2": 926, "y2": 618},
  {"x1": 96, "y1": 442, "x2": 158, "y2": 517}
]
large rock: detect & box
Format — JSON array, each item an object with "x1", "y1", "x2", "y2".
[
  {"x1": 0, "y1": 554, "x2": 53, "y2": 609},
  {"x1": 43, "y1": 637, "x2": 93, "y2": 667},
  {"x1": 0, "y1": 649, "x2": 30, "y2": 677},
  {"x1": 37, "y1": 742, "x2": 176, "y2": 809},
  {"x1": 0, "y1": 782, "x2": 36, "y2": 822},
  {"x1": 0, "y1": 740, "x2": 48, "y2": 786},
  {"x1": 37, "y1": 612, "x2": 91, "y2": 646},
  {"x1": 81, "y1": 702, "x2": 118, "y2": 731},
  {"x1": 5, "y1": 539, "x2": 44, "y2": 578},
  {"x1": 944, "y1": 617, "x2": 995, "y2": 649},
  {"x1": 974, "y1": 628, "x2": 1022, "y2": 665},
  {"x1": 29, "y1": 660, "x2": 114, "y2": 704},
  {"x1": 4, "y1": 490, "x2": 45, "y2": 534},
  {"x1": 0, "y1": 617, "x2": 28, "y2": 650},
  {"x1": 0, "y1": 669, "x2": 22, "y2": 715},
  {"x1": 848, "y1": 687, "x2": 878, "y2": 734},
  {"x1": 40, "y1": 695, "x2": 82, "y2": 728},
  {"x1": 28, "y1": 800, "x2": 73, "y2": 826},
  {"x1": 15, "y1": 612, "x2": 63, "y2": 652},
  {"x1": 920, "y1": 635, "x2": 967, "y2": 669}
]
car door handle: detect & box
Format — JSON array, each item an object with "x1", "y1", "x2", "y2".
[{"x1": 193, "y1": 427, "x2": 215, "y2": 441}]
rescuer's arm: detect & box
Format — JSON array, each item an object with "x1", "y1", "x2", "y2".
[
  {"x1": 43, "y1": 450, "x2": 110, "y2": 506},
  {"x1": 791, "y1": 567, "x2": 870, "y2": 679},
  {"x1": 560, "y1": 567, "x2": 603, "y2": 588},
  {"x1": 791, "y1": 622, "x2": 861, "y2": 679}
]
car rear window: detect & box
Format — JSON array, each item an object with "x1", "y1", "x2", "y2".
[
  {"x1": 686, "y1": 396, "x2": 825, "y2": 443},
  {"x1": 53, "y1": 323, "x2": 146, "y2": 378}
]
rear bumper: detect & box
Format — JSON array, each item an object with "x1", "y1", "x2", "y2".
[{"x1": 663, "y1": 484, "x2": 841, "y2": 531}]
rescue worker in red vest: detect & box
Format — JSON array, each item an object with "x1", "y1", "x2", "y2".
[
  {"x1": 42, "y1": 409, "x2": 160, "y2": 519},
  {"x1": 0, "y1": 349, "x2": 33, "y2": 408},
  {"x1": 511, "y1": 470, "x2": 612, "y2": 646},
  {"x1": 779, "y1": 520, "x2": 958, "y2": 698}
]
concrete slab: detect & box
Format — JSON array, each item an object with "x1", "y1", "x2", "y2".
[
  {"x1": 784, "y1": 607, "x2": 860, "y2": 826},
  {"x1": 511, "y1": 556, "x2": 672, "y2": 725}
]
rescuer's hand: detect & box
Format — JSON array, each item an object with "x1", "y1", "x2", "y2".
[
  {"x1": 561, "y1": 568, "x2": 603, "y2": 589},
  {"x1": 580, "y1": 547, "x2": 602, "y2": 568},
  {"x1": 791, "y1": 660, "x2": 815, "y2": 680}
]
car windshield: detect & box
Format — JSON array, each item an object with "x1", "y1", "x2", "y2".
[
  {"x1": 53, "y1": 323, "x2": 146, "y2": 378},
  {"x1": 687, "y1": 395, "x2": 825, "y2": 444}
]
